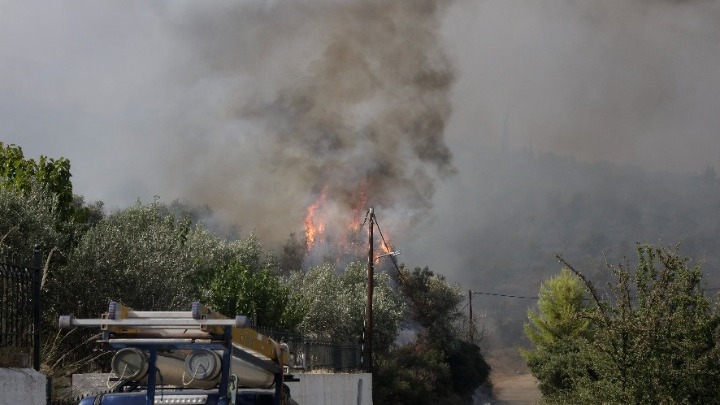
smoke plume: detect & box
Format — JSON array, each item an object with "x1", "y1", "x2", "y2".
[
  {"x1": 4, "y1": 0, "x2": 720, "y2": 282},
  {"x1": 163, "y1": 0, "x2": 457, "y2": 241},
  {"x1": 4, "y1": 0, "x2": 720, "y2": 362}
]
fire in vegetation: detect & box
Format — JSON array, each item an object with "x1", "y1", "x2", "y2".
[
  {"x1": 304, "y1": 185, "x2": 328, "y2": 250},
  {"x1": 302, "y1": 183, "x2": 393, "y2": 268}
]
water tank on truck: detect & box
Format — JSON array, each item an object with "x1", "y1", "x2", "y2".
[{"x1": 59, "y1": 301, "x2": 299, "y2": 405}]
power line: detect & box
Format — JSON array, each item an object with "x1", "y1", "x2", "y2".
[
  {"x1": 372, "y1": 213, "x2": 402, "y2": 274},
  {"x1": 460, "y1": 290, "x2": 539, "y2": 318},
  {"x1": 464, "y1": 287, "x2": 720, "y2": 306},
  {"x1": 470, "y1": 290, "x2": 538, "y2": 300}
]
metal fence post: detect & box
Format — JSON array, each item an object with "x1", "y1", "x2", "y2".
[{"x1": 32, "y1": 244, "x2": 41, "y2": 371}]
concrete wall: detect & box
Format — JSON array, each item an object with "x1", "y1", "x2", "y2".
[
  {"x1": 285, "y1": 373, "x2": 372, "y2": 405},
  {"x1": 0, "y1": 368, "x2": 47, "y2": 405}
]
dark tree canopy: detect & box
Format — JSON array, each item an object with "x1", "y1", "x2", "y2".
[
  {"x1": 397, "y1": 266, "x2": 464, "y2": 346},
  {"x1": 373, "y1": 265, "x2": 490, "y2": 405}
]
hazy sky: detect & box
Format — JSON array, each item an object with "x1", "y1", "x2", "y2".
[{"x1": 3, "y1": 0, "x2": 720, "y2": 285}]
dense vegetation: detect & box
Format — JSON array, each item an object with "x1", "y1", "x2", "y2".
[
  {"x1": 8, "y1": 139, "x2": 720, "y2": 403},
  {"x1": 0, "y1": 143, "x2": 488, "y2": 404},
  {"x1": 375, "y1": 267, "x2": 490, "y2": 404},
  {"x1": 524, "y1": 244, "x2": 720, "y2": 404}
]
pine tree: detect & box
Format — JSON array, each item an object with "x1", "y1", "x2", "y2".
[{"x1": 522, "y1": 267, "x2": 591, "y2": 398}]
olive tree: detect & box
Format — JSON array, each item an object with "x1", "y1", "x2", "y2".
[
  {"x1": 0, "y1": 186, "x2": 63, "y2": 266},
  {"x1": 45, "y1": 200, "x2": 237, "y2": 372},
  {"x1": 291, "y1": 261, "x2": 404, "y2": 350},
  {"x1": 50, "y1": 200, "x2": 236, "y2": 319}
]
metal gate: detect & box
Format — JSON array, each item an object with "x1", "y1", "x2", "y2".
[
  {"x1": 0, "y1": 247, "x2": 41, "y2": 370},
  {"x1": 258, "y1": 327, "x2": 361, "y2": 372}
]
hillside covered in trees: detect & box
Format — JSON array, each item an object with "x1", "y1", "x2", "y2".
[{"x1": 425, "y1": 145, "x2": 720, "y2": 354}]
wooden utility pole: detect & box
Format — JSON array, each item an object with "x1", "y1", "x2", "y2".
[
  {"x1": 468, "y1": 290, "x2": 474, "y2": 344},
  {"x1": 364, "y1": 207, "x2": 375, "y2": 372}
]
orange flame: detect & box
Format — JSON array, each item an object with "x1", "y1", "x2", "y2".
[
  {"x1": 304, "y1": 186, "x2": 328, "y2": 249},
  {"x1": 379, "y1": 238, "x2": 393, "y2": 255},
  {"x1": 375, "y1": 225, "x2": 394, "y2": 262},
  {"x1": 347, "y1": 185, "x2": 368, "y2": 233},
  {"x1": 303, "y1": 183, "x2": 394, "y2": 265}
]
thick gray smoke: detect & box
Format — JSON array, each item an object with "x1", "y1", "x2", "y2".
[
  {"x1": 3, "y1": 0, "x2": 720, "y2": 283},
  {"x1": 444, "y1": 0, "x2": 720, "y2": 175},
  {"x1": 162, "y1": 0, "x2": 457, "y2": 241},
  {"x1": 3, "y1": 0, "x2": 720, "y2": 363}
]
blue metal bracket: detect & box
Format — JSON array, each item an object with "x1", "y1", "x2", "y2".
[
  {"x1": 217, "y1": 326, "x2": 232, "y2": 405},
  {"x1": 146, "y1": 348, "x2": 157, "y2": 405}
]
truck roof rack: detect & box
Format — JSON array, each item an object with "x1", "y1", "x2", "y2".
[{"x1": 60, "y1": 301, "x2": 292, "y2": 405}]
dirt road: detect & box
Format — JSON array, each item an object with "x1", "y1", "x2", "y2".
[
  {"x1": 478, "y1": 349, "x2": 542, "y2": 404},
  {"x1": 490, "y1": 373, "x2": 541, "y2": 405}
]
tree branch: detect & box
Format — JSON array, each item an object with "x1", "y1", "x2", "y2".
[{"x1": 556, "y1": 254, "x2": 609, "y2": 323}]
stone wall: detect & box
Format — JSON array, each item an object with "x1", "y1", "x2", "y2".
[{"x1": 0, "y1": 368, "x2": 47, "y2": 405}]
